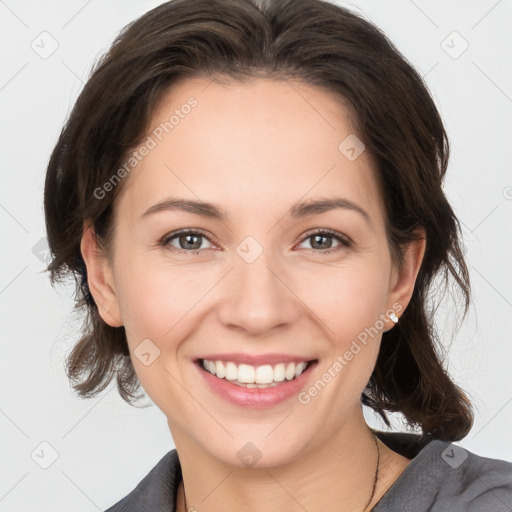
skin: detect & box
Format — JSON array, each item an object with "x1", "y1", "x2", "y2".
[{"x1": 81, "y1": 77, "x2": 426, "y2": 512}]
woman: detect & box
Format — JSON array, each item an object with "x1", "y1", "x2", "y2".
[{"x1": 44, "y1": 0, "x2": 512, "y2": 510}]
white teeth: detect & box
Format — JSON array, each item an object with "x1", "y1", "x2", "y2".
[
  {"x1": 225, "y1": 362, "x2": 238, "y2": 380},
  {"x1": 295, "y1": 362, "x2": 306, "y2": 377},
  {"x1": 200, "y1": 359, "x2": 310, "y2": 385},
  {"x1": 215, "y1": 361, "x2": 226, "y2": 379},
  {"x1": 273, "y1": 363, "x2": 285, "y2": 381},
  {"x1": 238, "y1": 364, "x2": 255, "y2": 383},
  {"x1": 255, "y1": 365, "x2": 274, "y2": 384},
  {"x1": 285, "y1": 362, "x2": 295, "y2": 380}
]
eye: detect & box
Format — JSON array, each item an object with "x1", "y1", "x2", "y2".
[
  {"x1": 297, "y1": 229, "x2": 352, "y2": 255},
  {"x1": 160, "y1": 228, "x2": 352, "y2": 256},
  {"x1": 160, "y1": 229, "x2": 214, "y2": 254}
]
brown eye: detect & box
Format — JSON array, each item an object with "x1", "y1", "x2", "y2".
[
  {"x1": 298, "y1": 229, "x2": 352, "y2": 255},
  {"x1": 161, "y1": 229, "x2": 213, "y2": 254}
]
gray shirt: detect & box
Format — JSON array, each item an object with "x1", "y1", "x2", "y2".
[{"x1": 104, "y1": 431, "x2": 512, "y2": 511}]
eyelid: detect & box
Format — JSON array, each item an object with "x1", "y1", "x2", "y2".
[{"x1": 299, "y1": 228, "x2": 352, "y2": 244}]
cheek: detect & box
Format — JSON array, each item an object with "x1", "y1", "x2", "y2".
[
  {"x1": 112, "y1": 257, "x2": 206, "y2": 409},
  {"x1": 114, "y1": 251, "x2": 209, "y2": 340},
  {"x1": 290, "y1": 264, "x2": 389, "y2": 440},
  {"x1": 301, "y1": 261, "x2": 390, "y2": 336},
  {"x1": 115, "y1": 244, "x2": 391, "y2": 346}
]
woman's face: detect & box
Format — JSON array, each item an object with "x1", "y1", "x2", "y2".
[{"x1": 84, "y1": 77, "x2": 423, "y2": 467}]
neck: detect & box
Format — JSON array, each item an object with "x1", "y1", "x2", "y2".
[{"x1": 172, "y1": 408, "x2": 406, "y2": 512}]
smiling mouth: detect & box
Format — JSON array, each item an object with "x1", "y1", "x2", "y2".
[{"x1": 196, "y1": 358, "x2": 318, "y2": 388}]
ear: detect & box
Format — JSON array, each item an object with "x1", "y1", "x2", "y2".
[
  {"x1": 385, "y1": 227, "x2": 426, "y2": 328},
  {"x1": 80, "y1": 222, "x2": 123, "y2": 327}
]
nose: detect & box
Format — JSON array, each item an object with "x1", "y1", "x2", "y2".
[{"x1": 216, "y1": 249, "x2": 301, "y2": 336}]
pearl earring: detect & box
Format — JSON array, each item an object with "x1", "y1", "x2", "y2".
[{"x1": 389, "y1": 312, "x2": 399, "y2": 324}]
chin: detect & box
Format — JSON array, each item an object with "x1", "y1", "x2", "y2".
[{"x1": 201, "y1": 429, "x2": 312, "y2": 469}]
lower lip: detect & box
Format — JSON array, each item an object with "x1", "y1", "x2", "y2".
[{"x1": 195, "y1": 361, "x2": 317, "y2": 408}]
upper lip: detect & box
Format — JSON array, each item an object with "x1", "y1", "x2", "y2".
[{"x1": 197, "y1": 353, "x2": 316, "y2": 366}]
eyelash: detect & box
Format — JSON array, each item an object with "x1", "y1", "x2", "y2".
[{"x1": 159, "y1": 228, "x2": 352, "y2": 256}]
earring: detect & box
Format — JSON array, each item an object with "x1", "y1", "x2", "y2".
[{"x1": 389, "y1": 312, "x2": 399, "y2": 324}]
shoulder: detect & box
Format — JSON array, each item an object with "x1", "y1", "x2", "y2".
[
  {"x1": 447, "y1": 443, "x2": 512, "y2": 511},
  {"x1": 374, "y1": 435, "x2": 512, "y2": 512},
  {"x1": 103, "y1": 449, "x2": 182, "y2": 512}
]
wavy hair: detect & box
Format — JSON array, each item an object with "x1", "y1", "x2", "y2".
[{"x1": 44, "y1": 0, "x2": 473, "y2": 441}]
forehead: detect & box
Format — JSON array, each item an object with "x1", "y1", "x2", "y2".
[{"x1": 117, "y1": 77, "x2": 384, "y2": 225}]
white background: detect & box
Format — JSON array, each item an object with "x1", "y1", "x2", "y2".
[{"x1": 0, "y1": 0, "x2": 511, "y2": 510}]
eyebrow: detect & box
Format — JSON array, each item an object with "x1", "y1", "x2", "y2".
[{"x1": 140, "y1": 196, "x2": 370, "y2": 223}]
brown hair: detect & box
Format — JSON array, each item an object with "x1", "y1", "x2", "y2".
[{"x1": 44, "y1": 0, "x2": 473, "y2": 440}]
